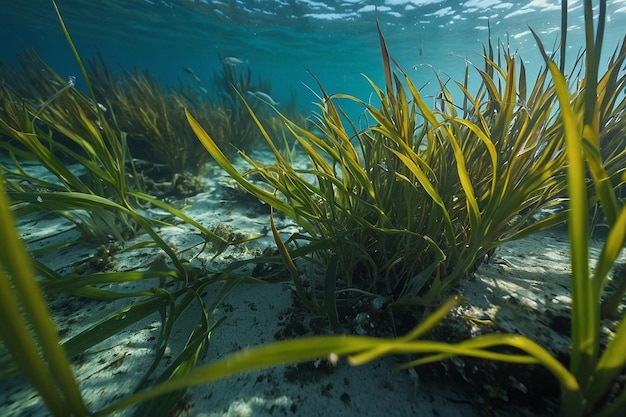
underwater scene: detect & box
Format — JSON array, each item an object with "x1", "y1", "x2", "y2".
[{"x1": 1, "y1": 0, "x2": 625, "y2": 416}]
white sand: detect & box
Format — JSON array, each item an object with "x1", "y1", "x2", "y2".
[{"x1": 1, "y1": 154, "x2": 623, "y2": 417}]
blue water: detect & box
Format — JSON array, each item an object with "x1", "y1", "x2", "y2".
[{"x1": 1, "y1": 0, "x2": 625, "y2": 116}]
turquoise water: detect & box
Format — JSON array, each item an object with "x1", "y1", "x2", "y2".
[{"x1": 2, "y1": 0, "x2": 625, "y2": 116}]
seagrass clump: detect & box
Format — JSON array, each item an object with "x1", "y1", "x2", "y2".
[{"x1": 186, "y1": 26, "x2": 581, "y2": 316}]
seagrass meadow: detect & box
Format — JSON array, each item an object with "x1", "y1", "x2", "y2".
[{"x1": 1, "y1": 0, "x2": 625, "y2": 416}]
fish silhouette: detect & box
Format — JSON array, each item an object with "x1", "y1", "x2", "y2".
[
  {"x1": 246, "y1": 90, "x2": 279, "y2": 106},
  {"x1": 222, "y1": 56, "x2": 248, "y2": 65}
]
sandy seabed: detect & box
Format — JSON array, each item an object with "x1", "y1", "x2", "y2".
[{"x1": 1, "y1": 153, "x2": 624, "y2": 417}]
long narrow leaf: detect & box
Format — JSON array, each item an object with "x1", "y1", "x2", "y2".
[{"x1": 538, "y1": 33, "x2": 597, "y2": 397}]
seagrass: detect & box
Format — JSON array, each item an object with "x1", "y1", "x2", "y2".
[
  {"x1": 187, "y1": 21, "x2": 575, "y2": 313},
  {"x1": 0, "y1": 1, "x2": 623, "y2": 417}
]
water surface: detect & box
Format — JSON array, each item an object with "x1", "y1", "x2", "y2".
[{"x1": 2, "y1": 0, "x2": 625, "y2": 115}]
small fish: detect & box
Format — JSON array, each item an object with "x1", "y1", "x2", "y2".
[
  {"x1": 246, "y1": 90, "x2": 279, "y2": 106},
  {"x1": 222, "y1": 56, "x2": 248, "y2": 65},
  {"x1": 182, "y1": 66, "x2": 202, "y2": 83},
  {"x1": 173, "y1": 96, "x2": 187, "y2": 109}
]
